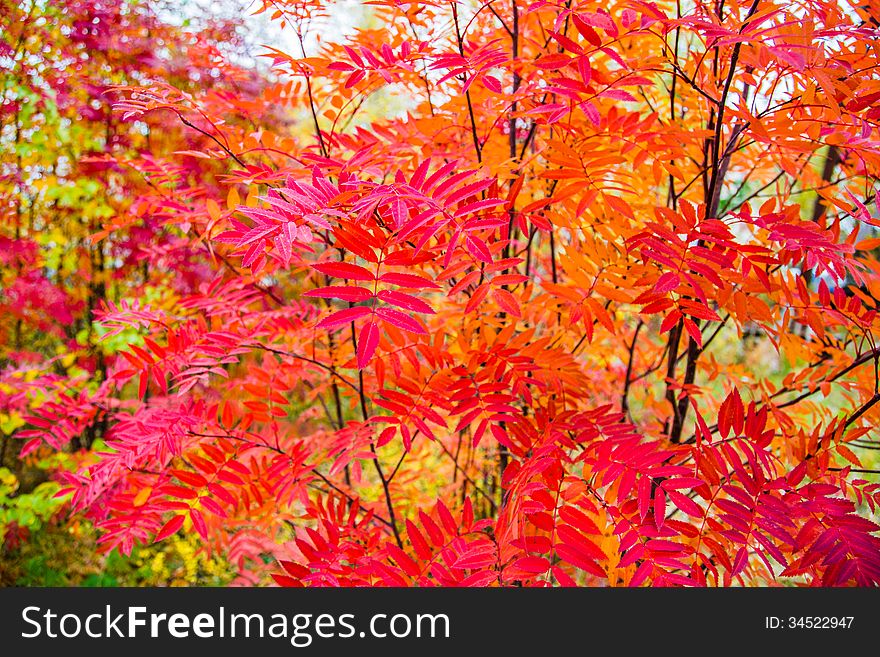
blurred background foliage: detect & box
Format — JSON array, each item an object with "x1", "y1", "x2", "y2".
[
  {"x1": 1, "y1": 458, "x2": 236, "y2": 586},
  {"x1": 0, "y1": 0, "x2": 280, "y2": 585}
]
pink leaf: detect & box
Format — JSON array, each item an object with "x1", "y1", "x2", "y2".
[
  {"x1": 732, "y1": 546, "x2": 748, "y2": 578},
  {"x1": 654, "y1": 271, "x2": 680, "y2": 294},
  {"x1": 465, "y1": 235, "x2": 493, "y2": 263},
  {"x1": 482, "y1": 75, "x2": 502, "y2": 93},
  {"x1": 638, "y1": 475, "x2": 652, "y2": 522},
  {"x1": 654, "y1": 486, "x2": 666, "y2": 528}
]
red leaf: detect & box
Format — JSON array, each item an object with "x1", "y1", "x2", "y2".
[
  {"x1": 465, "y1": 283, "x2": 490, "y2": 314},
  {"x1": 654, "y1": 487, "x2": 666, "y2": 528},
  {"x1": 552, "y1": 31, "x2": 583, "y2": 54},
  {"x1": 558, "y1": 506, "x2": 601, "y2": 534},
  {"x1": 683, "y1": 317, "x2": 702, "y2": 348},
  {"x1": 418, "y1": 511, "x2": 445, "y2": 546},
  {"x1": 555, "y1": 544, "x2": 606, "y2": 578},
  {"x1": 280, "y1": 560, "x2": 309, "y2": 578},
  {"x1": 379, "y1": 272, "x2": 439, "y2": 289},
  {"x1": 646, "y1": 539, "x2": 685, "y2": 553},
  {"x1": 377, "y1": 289, "x2": 435, "y2": 314},
  {"x1": 386, "y1": 543, "x2": 421, "y2": 578},
  {"x1": 654, "y1": 271, "x2": 680, "y2": 294},
  {"x1": 165, "y1": 485, "x2": 198, "y2": 500},
  {"x1": 376, "y1": 307, "x2": 427, "y2": 334},
  {"x1": 272, "y1": 574, "x2": 304, "y2": 587},
  {"x1": 454, "y1": 543, "x2": 497, "y2": 570},
  {"x1": 512, "y1": 556, "x2": 550, "y2": 574},
  {"x1": 312, "y1": 261, "x2": 375, "y2": 281},
  {"x1": 719, "y1": 388, "x2": 744, "y2": 438},
  {"x1": 482, "y1": 75, "x2": 502, "y2": 93},
  {"x1": 357, "y1": 321, "x2": 380, "y2": 369},
  {"x1": 207, "y1": 483, "x2": 236, "y2": 506},
  {"x1": 662, "y1": 477, "x2": 703, "y2": 490},
  {"x1": 305, "y1": 286, "x2": 373, "y2": 302},
  {"x1": 638, "y1": 475, "x2": 652, "y2": 522},
  {"x1": 406, "y1": 519, "x2": 432, "y2": 560},
  {"x1": 552, "y1": 565, "x2": 579, "y2": 587},
  {"x1": 460, "y1": 571, "x2": 498, "y2": 587},
  {"x1": 200, "y1": 496, "x2": 228, "y2": 518},
  {"x1": 190, "y1": 508, "x2": 208, "y2": 540},
  {"x1": 535, "y1": 53, "x2": 571, "y2": 70},
  {"x1": 642, "y1": 298, "x2": 674, "y2": 314},
  {"x1": 492, "y1": 288, "x2": 521, "y2": 318},
  {"x1": 572, "y1": 15, "x2": 603, "y2": 46},
  {"x1": 172, "y1": 469, "x2": 208, "y2": 488},
  {"x1": 436, "y1": 501, "x2": 458, "y2": 536},
  {"x1": 732, "y1": 546, "x2": 748, "y2": 578},
  {"x1": 629, "y1": 561, "x2": 653, "y2": 587},
  {"x1": 154, "y1": 515, "x2": 185, "y2": 542},
  {"x1": 556, "y1": 526, "x2": 606, "y2": 561},
  {"x1": 730, "y1": 390, "x2": 745, "y2": 436},
  {"x1": 316, "y1": 306, "x2": 372, "y2": 330},
  {"x1": 660, "y1": 309, "x2": 682, "y2": 333},
  {"x1": 465, "y1": 235, "x2": 493, "y2": 263}
]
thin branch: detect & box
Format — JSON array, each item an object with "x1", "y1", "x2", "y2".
[
  {"x1": 452, "y1": 2, "x2": 483, "y2": 163},
  {"x1": 621, "y1": 320, "x2": 644, "y2": 417},
  {"x1": 351, "y1": 323, "x2": 403, "y2": 549}
]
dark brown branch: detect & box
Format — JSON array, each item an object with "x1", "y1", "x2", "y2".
[
  {"x1": 664, "y1": 319, "x2": 684, "y2": 441},
  {"x1": 844, "y1": 392, "x2": 880, "y2": 429},
  {"x1": 452, "y1": 3, "x2": 483, "y2": 162},
  {"x1": 351, "y1": 323, "x2": 403, "y2": 549},
  {"x1": 621, "y1": 320, "x2": 644, "y2": 416},
  {"x1": 671, "y1": 330, "x2": 700, "y2": 444},
  {"x1": 705, "y1": 0, "x2": 761, "y2": 217},
  {"x1": 246, "y1": 342, "x2": 359, "y2": 392}
]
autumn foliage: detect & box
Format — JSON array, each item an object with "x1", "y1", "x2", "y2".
[{"x1": 3, "y1": 0, "x2": 880, "y2": 587}]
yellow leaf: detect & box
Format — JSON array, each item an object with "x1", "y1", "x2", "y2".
[
  {"x1": 133, "y1": 488, "x2": 152, "y2": 507},
  {"x1": 206, "y1": 199, "x2": 221, "y2": 221},
  {"x1": 226, "y1": 186, "x2": 240, "y2": 212}
]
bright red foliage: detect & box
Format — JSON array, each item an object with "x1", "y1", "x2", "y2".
[{"x1": 4, "y1": 0, "x2": 880, "y2": 587}]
